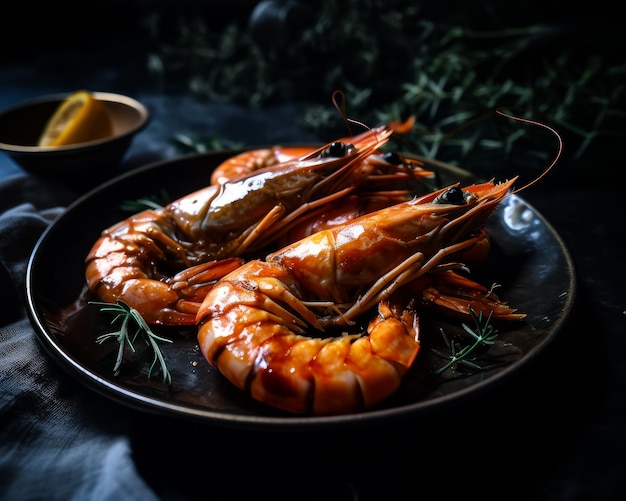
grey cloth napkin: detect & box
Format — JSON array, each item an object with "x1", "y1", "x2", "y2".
[{"x1": 0, "y1": 173, "x2": 159, "y2": 500}]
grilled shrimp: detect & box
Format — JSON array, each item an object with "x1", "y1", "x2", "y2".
[
  {"x1": 196, "y1": 178, "x2": 524, "y2": 415},
  {"x1": 85, "y1": 122, "x2": 405, "y2": 325}
]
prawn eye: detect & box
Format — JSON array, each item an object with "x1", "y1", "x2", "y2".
[
  {"x1": 323, "y1": 142, "x2": 348, "y2": 158},
  {"x1": 382, "y1": 151, "x2": 402, "y2": 164},
  {"x1": 435, "y1": 186, "x2": 466, "y2": 205}
]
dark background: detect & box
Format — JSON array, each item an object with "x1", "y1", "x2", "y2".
[
  {"x1": 4, "y1": 0, "x2": 624, "y2": 184},
  {"x1": 1, "y1": 2, "x2": 626, "y2": 500}
]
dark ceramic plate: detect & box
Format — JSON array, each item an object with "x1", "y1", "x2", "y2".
[{"x1": 25, "y1": 150, "x2": 576, "y2": 430}]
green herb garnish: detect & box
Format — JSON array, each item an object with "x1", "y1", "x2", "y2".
[
  {"x1": 171, "y1": 132, "x2": 243, "y2": 153},
  {"x1": 91, "y1": 300, "x2": 172, "y2": 384},
  {"x1": 433, "y1": 306, "x2": 499, "y2": 376},
  {"x1": 119, "y1": 189, "x2": 170, "y2": 212}
]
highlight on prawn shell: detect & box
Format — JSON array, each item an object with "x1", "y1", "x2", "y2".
[
  {"x1": 197, "y1": 262, "x2": 421, "y2": 416},
  {"x1": 84, "y1": 118, "x2": 423, "y2": 326},
  {"x1": 196, "y1": 177, "x2": 522, "y2": 416}
]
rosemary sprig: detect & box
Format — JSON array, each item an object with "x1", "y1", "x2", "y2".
[
  {"x1": 90, "y1": 300, "x2": 172, "y2": 384},
  {"x1": 171, "y1": 132, "x2": 243, "y2": 153},
  {"x1": 433, "y1": 306, "x2": 499, "y2": 376},
  {"x1": 119, "y1": 189, "x2": 170, "y2": 212}
]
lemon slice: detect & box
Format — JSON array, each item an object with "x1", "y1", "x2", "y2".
[{"x1": 38, "y1": 90, "x2": 113, "y2": 147}]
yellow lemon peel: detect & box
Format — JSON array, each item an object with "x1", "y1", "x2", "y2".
[{"x1": 38, "y1": 90, "x2": 113, "y2": 147}]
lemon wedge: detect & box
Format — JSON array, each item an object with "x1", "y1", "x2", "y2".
[{"x1": 38, "y1": 90, "x2": 113, "y2": 147}]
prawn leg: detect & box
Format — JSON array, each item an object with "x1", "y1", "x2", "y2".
[
  {"x1": 407, "y1": 267, "x2": 526, "y2": 321},
  {"x1": 94, "y1": 257, "x2": 244, "y2": 325}
]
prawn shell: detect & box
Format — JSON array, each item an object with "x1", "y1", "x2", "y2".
[
  {"x1": 250, "y1": 335, "x2": 329, "y2": 415},
  {"x1": 198, "y1": 268, "x2": 422, "y2": 415},
  {"x1": 85, "y1": 122, "x2": 400, "y2": 326},
  {"x1": 308, "y1": 337, "x2": 361, "y2": 415},
  {"x1": 196, "y1": 178, "x2": 517, "y2": 415}
]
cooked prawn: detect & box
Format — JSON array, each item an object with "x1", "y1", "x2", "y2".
[
  {"x1": 196, "y1": 178, "x2": 523, "y2": 415},
  {"x1": 85, "y1": 121, "x2": 407, "y2": 325}
]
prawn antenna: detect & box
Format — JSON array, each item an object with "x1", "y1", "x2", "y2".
[
  {"x1": 495, "y1": 107, "x2": 563, "y2": 194},
  {"x1": 437, "y1": 106, "x2": 563, "y2": 194},
  {"x1": 331, "y1": 89, "x2": 372, "y2": 139}
]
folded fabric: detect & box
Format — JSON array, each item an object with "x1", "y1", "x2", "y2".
[
  {"x1": 0, "y1": 320, "x2": 159, "y2": 501},
  {"x1": 0, "y1": 173, "x2": 159, "y2": 500},
  {"x1": 0, "y1": 203, "x2": 62, "y2": 325}
]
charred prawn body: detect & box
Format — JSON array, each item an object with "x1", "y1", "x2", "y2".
[
  {"x1": 85, "y1": 119, "x2": 428, "y2": 325},
  {"x1": 196, "y1": 178, "x2": 525, "y2": 415},
  {"x1": 86, "y1": 103, "x2": 561, "y2": 416}
]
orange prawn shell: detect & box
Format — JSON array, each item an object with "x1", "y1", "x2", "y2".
[
  {"x1": 210, "y1": 146, "x2": 315, "y2": 185},
  {"x1": 196, "y1": 260, "x2": 421, "y2": 415},
  {"x1": 196, "y1": 178, "x2": 518, "y2": 415},
  {"x1": 267, "y1": 178, "x2": 516, "y2": 305},
  {"x1": 85, "y1": 121, "x2": 408, "y2": 326}
]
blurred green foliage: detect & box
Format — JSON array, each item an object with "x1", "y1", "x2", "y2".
[{"x1": 145, "y1": 1, "x2": 626, "y2": 182}]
